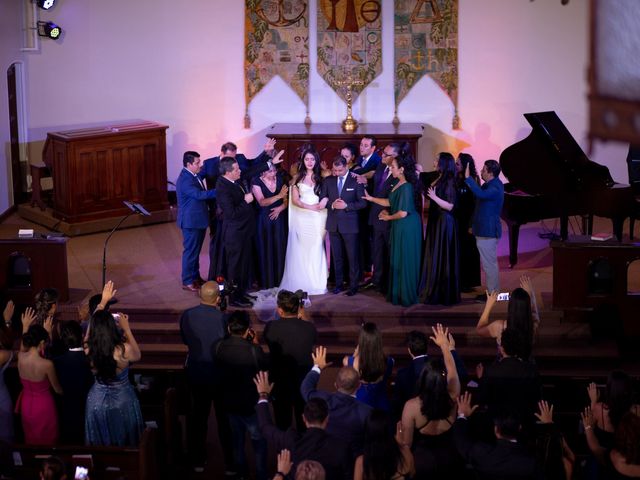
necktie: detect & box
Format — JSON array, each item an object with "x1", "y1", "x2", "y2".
[
  {"x1": 377, "y1": 167, "x2": 389, "y2": 190},
  {"x1": 338, "y1": 176, "x2": 344, "y2": 196}
]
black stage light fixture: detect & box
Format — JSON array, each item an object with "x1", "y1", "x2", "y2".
[
  {"x1": 37, "y1": 21, "x2": 62, "y2": 40},
  {"x1": 36, "y1": 0, "x2": 56, "y2": 10}
]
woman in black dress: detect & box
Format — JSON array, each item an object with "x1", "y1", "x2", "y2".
[
  {"x1": 251, "y1": 165, "x2": 288, "y2": 288},
  {"x1": 455, "y1": 153, "x2": 481, "y2": 292},
  {"x1": 418, "y1": 152, "x2": 460, "y2": 305}
]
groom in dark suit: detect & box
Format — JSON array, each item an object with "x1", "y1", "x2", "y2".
[{"x1": 321, "y1": 156, "x2": 366, "y2": 296}]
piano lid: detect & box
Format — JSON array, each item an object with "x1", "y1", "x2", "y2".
[{"x1": 500, "y1": 111, "x2": 614, "y2": 196}]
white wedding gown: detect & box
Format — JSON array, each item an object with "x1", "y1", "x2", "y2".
[{"x1": 279, "y1": 183, "x2": 328, "y2": 295}]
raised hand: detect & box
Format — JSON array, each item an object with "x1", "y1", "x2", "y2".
[
  {"x1": 429, "y1": 323, "x2": 451, "y2": 350},
  {"x1": 253, "y1": 370, "x2": 274, "y2": 396},
  {"x1": 351, "y1": 173, "x2": 367, "y2": 185},
  {"x1": 581, "y1": 406, "x2": 595, "y2": 432},
  {"x1": 587, "y1": 382, "x2": 599, "y2": 404},
  {"x1": 43, "y1": 315, "x2": 54, "y2": 336},
  {"x1": 272, "y1": 149, "x2": 285, "y2": 165},
  {"x1": 21, "y1": 307, "x2": 36, "y2": 333},
  {"x1": 457, "y1": 391, "x2": 478, "y2": 418},
  {"x1": 535, "y1": 400, "x2": 554, "y2": 424},
  {"x1": 363, "y1": 189, "x2": 373, "y2": 201},
  {"x1": 312, "y1": 346, "x2": 332, "y2": 370},
  {"x1": 100, "y1": 280, "x2": 117, "y2": 308},
  {"x1": 486, "y1": 290, "x2": 499, "y2": 305},
  {"x1": 264, "y1": 137, "x2": 276, "y2": 152},
  {"x1": 276, "y1": 449, "x2": 293, "y2": 477},
  {"x1": 519, "y1": 274, "x2": 534, "y2": 296}
]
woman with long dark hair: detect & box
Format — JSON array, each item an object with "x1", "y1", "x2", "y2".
[
  {"x1": 280, "y1": 146, "x2": 329, "y2": 294},
  {"x1": 85, "y1": 309, "x2": 143, "y2": 446},
  {"x1": 363, "y1": 143, "x2": 422, "y2": 305},
  {"x1": 252, "y1": 164, "x2": 289, "y2": 288},
  {"x1": 419, "y1": 152, "x2": 461, "y2": 305},
  {"x1": 455, "y1": 153, "x2": 481, "y2": 291},
  {"x1": 16, "y1": 324, "x2": 62, "y2": 445},
  {"x1": 401, "y1": 324, "x2": 462, "y2": 479},
  {"x1": 343, "y1": 322, "x2": 394, "y2": 411},
  {"x1": 354, "y1": 410, "x2": 415, "y2": 480},
  {"x1": 475, "y1": 274, "x2": 540, "y2": 360},
  {"x1": 587, "y1": 370, "x2": 640, "y2": 450}
]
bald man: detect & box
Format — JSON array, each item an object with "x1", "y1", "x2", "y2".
[
  {"x1": 180, "y1": 281, "x2": 232, "y2": 472},
  {"x1": 300, "y1": 346, "x2": 372, "y2": 455}
]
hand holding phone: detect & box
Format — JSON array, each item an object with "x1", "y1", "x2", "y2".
[{"x1": 74, "y1": 466, "x2": 89, "y2": 480}]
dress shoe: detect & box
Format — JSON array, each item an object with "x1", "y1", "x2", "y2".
[
  {"x1": 475, "y1": 293, "x2": 488, "y2": 303},
  {"x1": 229, "y1": 298, "x2": 252, "y2": 308},
  {"x1": 332, "y1": 286, "x2": 344, "y2": 294},
  {"x1": 346, "y1": 288, "x2": 358, "y2": 296},
  {"x1": 242, "y1": 293, "x2": 256, "y2": 303},
  {"x1": 362, "y1": 281, "x2": 378, "y2": 290},
  {"x1": 195, "y1": 276, "x2": 206, "y2": 287},
  {"x1": 182, "y1": 283, "x2": 199, "y2": 292}
]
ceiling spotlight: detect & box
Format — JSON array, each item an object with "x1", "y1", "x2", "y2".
[
  {"x1": 37, "y1": 21, "x2": 62, "y2": 40},
  {"x1": 36, "y1": 0, "x2": 56, "y2": 10}
]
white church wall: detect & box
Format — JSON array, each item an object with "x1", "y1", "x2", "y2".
[{"x1": 17, "y1": 0, "x2": 629, "y2": 200}]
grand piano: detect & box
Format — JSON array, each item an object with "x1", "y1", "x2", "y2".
[{"x1": 500, "y1": 111, "x2": 633, "y2": 267}]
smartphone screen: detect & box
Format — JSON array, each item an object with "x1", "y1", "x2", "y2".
[
  {"x1": 497, "y1": 292, "x2": 510, "y2": 301},
  {"x1": 74, "y1": 466, "x2": 89, "y2": 480}
]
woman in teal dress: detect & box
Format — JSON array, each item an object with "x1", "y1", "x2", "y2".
[{"x1": 364, "y1": 148, "x2": 422, "y2": 306}]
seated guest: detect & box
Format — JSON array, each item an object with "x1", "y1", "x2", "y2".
[
  {"x1": 454, "y1": 391, "x2": 540, "y2": 480},
  {"x1": 264, "y1": 290, "x2": 317, "y2": 431},
  {"x1": 215, "y1": 311, "x2": 269, "y2": 480},
  {"x1": 255, "y1": 372, "x2": 353, "y2": 479},
  {"x1": 85, "y1": 308, "x2": 144, "y2": 447},
  {"x1": 39, "y1": 456, "x2": 67, "y2": 480},
  {"x1": 53, "y1": 321, "x2": 93, "y2": 444},
  {"x1": 301, "y1": 346, "x2": 372, "y2": 455},
  {"x1": 16, "y1": 324, "x2": 62, "y2": 445},
  {"x1": 354, "y1": 409, "x2": 414, "y2": 480},
  {"x1": 477, "y1": 327, "x2": 542, "y2": 435},
  {"x1": 587, "y1": 370, "x2": 640, "y2": 450},
  {"x1": 343, "y1": 322, "x2": 394, "y2": 411},
  {"x1": 475, "y1": 274, "x2": 540, "y2": 361},
  {"x1": 401, "y1": 324, "x2": 463, "y2": 479}
]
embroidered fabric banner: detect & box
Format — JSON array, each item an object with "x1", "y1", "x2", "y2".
[
  {"x1": 317, "y1": 0, "x2": 382, "y2": 103},
  {"x1": 245, "y1": 0, "x2": 310, "y2": 127},
  {"x1": 394, "y1": 0, "x2": 459, "y2": 128}
]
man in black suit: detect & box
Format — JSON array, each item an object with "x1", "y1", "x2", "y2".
[
  {"x1": 362, "y1": 144, "x2": 398, "y2": 291},
  {"x1": 264, "y1": 290, "x2": 317, "y2": 431},
  {"x1": 215, "y1": 311, "x2": 269, "y2": 480},
  {"x1": 179, "y1": 280, "x2": 232, "y2": 473},
  {"x1": 300, "y1": 346, "x2": 372, "y2": 456},
  {"x1": 454, "y1": 391, "x2": 542, "y2": 480},
  {"x1": 215, "y1": 157, "x2": 258, "y2": 307},
  {"x1": 255, "y1": 372, "x2": 353, "y2": 479},
  {"x1": 321, "y1": 156, "x2": 367, "y2": 296}
]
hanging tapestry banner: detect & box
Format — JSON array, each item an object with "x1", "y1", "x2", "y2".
[
  {"x1": 394, "y1": 0, "x2": 459, "y2": 128},
  {"x1": 244, "y1": 0, "x2": 310, "y2": 128},
  {"x1": 317, "y1": 0, "x2": 382, "y2": 103}
]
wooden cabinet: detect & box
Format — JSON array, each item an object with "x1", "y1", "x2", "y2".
[
  {"x1": 43, "y1": 121, "x2": 170, "y2": 223},
  {"x1": 267, "y1": 123, "x2": 423, "y2": 170}
]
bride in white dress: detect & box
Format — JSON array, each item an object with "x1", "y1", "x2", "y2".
[{"x1": 279, "y1": 148, "x2": 329, "y2": 295}]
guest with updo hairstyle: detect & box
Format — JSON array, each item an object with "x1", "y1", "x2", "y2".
[
  {"x1": 16, "y1": 324, "x2": 62, "y2": 444},
  {"x1": 39, "y1": 456, "x2": 67, "y2": 480},
  {"x1": 85, "y1": 309, "x2": 144, "y2": 446},
  {"x1": 363, "y1": 143, "x2": 422, "y2": 306},
  {"x1": 455, "y1": 152, "x2": 481, "y2": 291}
]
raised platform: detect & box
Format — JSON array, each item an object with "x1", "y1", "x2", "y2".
[{"x1": 17, "y1": 203, "x2": 175, "y2": 236}]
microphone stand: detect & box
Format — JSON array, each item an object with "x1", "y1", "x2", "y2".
[{"x1": 101, "y1": 201, "x2": 150, "y2": 288}]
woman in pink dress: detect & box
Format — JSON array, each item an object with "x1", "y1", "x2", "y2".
[{"x1": 16, "y1": 324, "x2": 63, "y2": 444}]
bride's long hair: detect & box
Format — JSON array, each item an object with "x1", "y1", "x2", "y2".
[{"x1": 294, "y1": 146, "x2": 322, "y2": 196}]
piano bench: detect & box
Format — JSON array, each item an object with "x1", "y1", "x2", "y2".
[{"x1": 29, "y1": 161, "x2": 51, "y2": 211}]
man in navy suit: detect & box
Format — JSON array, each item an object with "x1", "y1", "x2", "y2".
[
  {"x1": 176, "y1": 151, "x2": 217, "y2": 291},
  {"x1": 362, "y1": 143, "x2": 398, "y2": 291},
  {"x1": 321, "y1": 156, "x2": 367, "y2": 296},
  {"x1": 465, "y1": 159, "x2": 504, "y2": 298},
  {"x1": 300, "y1": 346, "x2": 372, "y2": 456},
  {"x1": 353, "y1": 135, "x2": 381, "y2": 177}
]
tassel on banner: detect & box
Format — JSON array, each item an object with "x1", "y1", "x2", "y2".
[
  {"x1": 452, "y1": 109, "x2": 460, "y2": 130},
  {"x1": 392, "y1": 107, "x2": 400, "y2": 128},
  {"x1": 244, "y1": 110, "x2": 251, "y2": 129}
]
